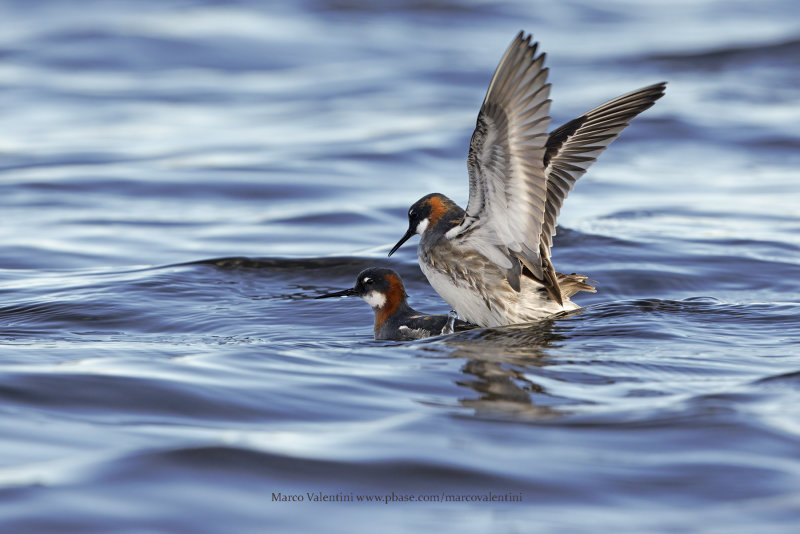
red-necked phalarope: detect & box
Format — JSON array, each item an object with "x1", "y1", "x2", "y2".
[
  {"x1": 315, "y1": 268, "x2": 476, "y2": 340},
  {"x1": 388, "y1": 31, "x2": 666, "y2": 327}
]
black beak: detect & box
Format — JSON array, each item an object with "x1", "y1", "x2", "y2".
[
  {"x1": 388, "y1": 227, "x2": 415, "y2": 257},
  {"x1": 315, "y1": 287, "x2": 358, "y2": 299}
]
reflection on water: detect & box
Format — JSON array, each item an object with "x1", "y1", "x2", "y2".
[{"x1": 444, "y1": 322, "x2": 560, "y2": 419}]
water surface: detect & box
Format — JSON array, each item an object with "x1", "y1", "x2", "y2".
[{"x1": 1, "y1": 1, "x2": 799, "y2": 532}]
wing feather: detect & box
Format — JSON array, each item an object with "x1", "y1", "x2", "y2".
[
  {"x1": 451, "y1": 32, "x2": 552, "y2": 287},
  {"x1": 540, "y1": 82, "x2": 667, "y2": 257}
]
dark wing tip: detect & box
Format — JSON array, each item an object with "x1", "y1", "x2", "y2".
[{"x1": 636, "y1": 81, "x2": 668, "y2": 105}]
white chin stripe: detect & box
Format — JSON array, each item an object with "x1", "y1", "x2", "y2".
[
  {"x1": 416, "y1": 218, "x2": 429, "y2": 235},
  {"x1": 362, "y1": 290, "x2": 386, "y2": 309}
]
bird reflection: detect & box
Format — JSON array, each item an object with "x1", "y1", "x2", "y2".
[{"x1": 437, "y1": 316, "x2": 573, "y2": 420}]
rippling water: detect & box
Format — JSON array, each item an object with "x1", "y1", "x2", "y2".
[{"x1": 1, "y1": 1, "x2": 799, "y2": 532}]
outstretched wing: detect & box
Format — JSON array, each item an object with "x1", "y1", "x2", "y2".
[
  {"x1": 540, "y1": 82, "x2": 667, "y2": 259},
  {"x1": 448, "y1": 32, "x2": 552, "y2": 290}
]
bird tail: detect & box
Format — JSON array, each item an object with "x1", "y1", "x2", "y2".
[{"x1": 556, "y1": 272, "x2": 596, "y2": 298}]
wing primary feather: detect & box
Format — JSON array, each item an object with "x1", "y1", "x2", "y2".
[{"x1": 539, "y1": 81, "x2": 666, "y2": 257}]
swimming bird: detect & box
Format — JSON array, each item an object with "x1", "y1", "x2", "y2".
[
  {"x1": 315, "y1": 267, "x2": 476, "y2": 340},
  {"x1": 388, "y1": 31, "x2": 666, "y2": 327}
]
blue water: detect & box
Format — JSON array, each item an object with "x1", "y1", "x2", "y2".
[{"x1": 1, "y1": 1, "x2": 799, "y2": 532}]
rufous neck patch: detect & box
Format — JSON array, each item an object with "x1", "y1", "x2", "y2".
[
  {"x1": 374, "y1": 274, "x2": 405, "y2": 332},
  {"x1": 427, "y1": 195, "x2": 449, "y2": 227}
]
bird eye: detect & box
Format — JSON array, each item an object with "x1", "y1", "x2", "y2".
[
  {"x1": 363, "y1": 277, "x2": 373, "y2": 285},
  {"x1": 409, "y1": 209, "x2": 415, "y2": 218}
]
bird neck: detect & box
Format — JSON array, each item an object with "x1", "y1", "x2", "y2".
[
  {"x1": 430, "y1": 202, "x2": 465, "y2": 234},
  {"x1": 372, "y1": 291, "x2": 413, "y2": 336}
]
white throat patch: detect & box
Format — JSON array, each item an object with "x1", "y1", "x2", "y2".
[
  {"x1": 362, "y1": 290, "x2": 386, "y2": 309},
  {"x1": 415, "y1": 218, "x2": 430, "y2": 235}
]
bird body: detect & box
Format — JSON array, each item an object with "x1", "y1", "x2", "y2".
[{"x1": 419, "y1": 222, "x2": 585, "y2": 325}]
